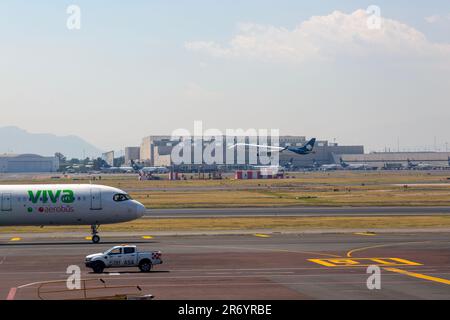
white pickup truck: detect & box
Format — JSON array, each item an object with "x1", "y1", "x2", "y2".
[{"x1": 85, "y1": 245, "x2": 163, "y2": 273}]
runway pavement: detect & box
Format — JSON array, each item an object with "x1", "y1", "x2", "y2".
[
  {"x1": 145, "y1": 206, "x2": 450, "y2": 218},
  {"x1": 1, "y1": 232, "x2": 449, "y2": 300}
]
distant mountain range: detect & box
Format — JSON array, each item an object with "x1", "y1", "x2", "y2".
[{"x1": 0, "y1": 126, "x2": 103, "y2": 159}]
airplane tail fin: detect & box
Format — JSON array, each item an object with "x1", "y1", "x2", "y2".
[
  {"x1": 302, "y1": 138, "x2": 316, "y2": 152},
  {"x1": 306, "y1": 138, "x2": 316, "y2": 148},
  {"x1": 313, "y1": 159, "x2": 319, "y2": 168},
  {"x1": 130, "y1": 160, "x2": 141, "y2": 171}
]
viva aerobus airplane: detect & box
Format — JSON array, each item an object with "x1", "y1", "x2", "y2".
[{"x1": 0, "y1": 184, "x2": 146, "y2": 243}]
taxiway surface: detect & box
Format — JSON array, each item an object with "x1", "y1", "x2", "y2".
[{"x1": 1, "y1": 232, "x2": 449, "y2": 300}]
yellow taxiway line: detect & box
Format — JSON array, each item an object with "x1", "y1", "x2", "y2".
[
  {"x1": 344, "y1": 240, "x2": 450, "y2": 286},
  {"x1": 385, "y1": 267, "x2": 450, "y2": 285},
  {"x1": 354, "y1": 232, "x2": 376, "y2": 236},
  {"x1": 254, "y1": 234, "x2": 271, "y2": 238},
  {"x1": 346, "y1": 241, "x2": 430, "y2": 257}
]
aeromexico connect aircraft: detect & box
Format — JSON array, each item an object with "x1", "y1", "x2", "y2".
[
  {"x1": 229, "y1": 138, "x2": 316, "y2": 156},
  {"x1": 0, "y1": 184, "x2": 146, "y2": 243}
]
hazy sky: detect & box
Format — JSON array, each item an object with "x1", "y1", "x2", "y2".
[{"x1": 1, "y1": 1, "x2": 449, "y2": 152}]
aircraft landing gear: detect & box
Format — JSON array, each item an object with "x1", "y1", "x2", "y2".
[{"x1": 91, "y1": 225, "x2": 101, "y2": 244}]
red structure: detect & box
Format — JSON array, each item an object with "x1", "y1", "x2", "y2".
[{"x1": 235, "y1": 170, "x2": 284, "y2": 180}]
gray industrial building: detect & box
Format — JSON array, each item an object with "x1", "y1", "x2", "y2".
[
  {"x1": 124, "y1": 147, "x2": 140, "y2": 165},
  {"x1": 101, "y1": 151, "x2": 114, "y2": 167},
  {"x1": 140, "y1": 136, "x2": 172, "y2": 166},
  {"x1": 0, "y1": 154, "x2": 59, "y2": 173},
  {"x1": 140, "y1": 135, "x2": 364, "y2": 170},
  {"x1": 337, "y1": 152, "x2": 450, "y2": 169}
]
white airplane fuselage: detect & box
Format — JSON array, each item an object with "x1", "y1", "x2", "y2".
[
  {"x1": 0, "y1": 184, "x2": 145, "y2": 226},
  {"x1": 140, "y1": 167, "x2": 170, "y2": 174}
]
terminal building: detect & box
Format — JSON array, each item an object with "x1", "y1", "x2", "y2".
[
  {"x1": 0, "y1": 154, "x2": 59, "y2": 173},
  {"x1": 140, "y1": 135, "x2": 364, "y2": 170},
  {"x1": 337, "y1": 152, "x2": 450, "y2": 169}
]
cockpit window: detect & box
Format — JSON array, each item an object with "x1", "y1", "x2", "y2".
[{"x1": 113, "y1": 193, "x2": 132, "y2": 202}]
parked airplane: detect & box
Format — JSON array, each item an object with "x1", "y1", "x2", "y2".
[
  {"x1": 406, "y1": 159, "x2": 435, "y2": 170},
  {"x1": 131, "y1": 161, "x2": 170, "y2": 174},
  {"x1": 0, "y1": 184, "x2": 145, "y2": 243},
  {"x1": 340, "y1": 158, "x2": 377, "y2": 170},
  {"x1": 312, "y1": 160, "x2": 320, "y2": 169},
  {"x1": 229, "y1": 138, "x2": 316, "y2": 156},
  {"x1": 320, "y1": 163, "x2": 342, "y2": 171},
  {"x1": 284, "y1": 158, "x2": 295, "y2": 171},
  {"x1": 100, "y1": 166, "x2": 130, "y2": 173}
]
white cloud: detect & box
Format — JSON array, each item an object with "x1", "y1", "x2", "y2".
[
  {"x1": 425, "y1": 13, "x2": 450, "y2": 24},
  {"x1": 186, "y1": 9, "x2": 450, "y2": 64},
  {"x1": 425, "y1": 15, "x2": 441, "y2": 24}
]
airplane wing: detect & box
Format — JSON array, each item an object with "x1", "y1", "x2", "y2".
[{"x1": 228, "y1": 143, "x2": 286, "y2": 152}]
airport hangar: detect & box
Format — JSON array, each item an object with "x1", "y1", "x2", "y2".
[
  {"x1": 0, "y1": 154, "x2": 59, "y2": 173},
  {"x1": 139, "y1": 135, "x2": 364, "y2": 170}
]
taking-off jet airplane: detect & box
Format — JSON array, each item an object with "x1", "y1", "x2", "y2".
[
  {"x1": 0, "y1": 184, "x2": 145, "y2": 243},
  {"x1": 229, "y1": 138, "x2": 316, "y2": 156}
]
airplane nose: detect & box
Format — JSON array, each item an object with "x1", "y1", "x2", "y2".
[{"x1": 135, "y1": 202, "x2": 146, "y2": 218}]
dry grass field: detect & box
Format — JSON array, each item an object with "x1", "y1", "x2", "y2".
[
  {"x1": 2, "y1": 216, "x2": 450, "y2": 233},
  {"x1": 2, "y1": 171, "x2": 450, "y2": 232},
  {"x1": 2, "y1": 171, "x2": 449, "y2": 208}
]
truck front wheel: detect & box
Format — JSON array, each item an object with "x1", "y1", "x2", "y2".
[
  {"x1": 139, "y1": 260, "x2": 152, "y2": 272},
  {"x1": 92, "y1": 261, "x2": 105, "y2": 274}
]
